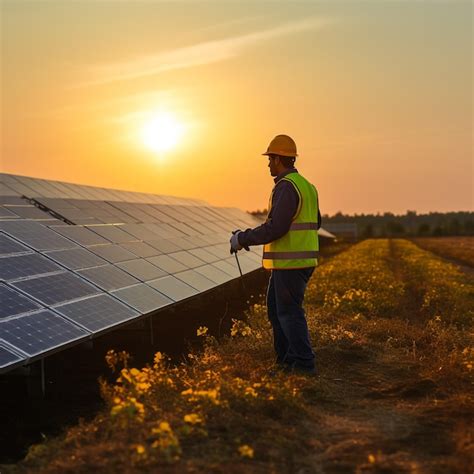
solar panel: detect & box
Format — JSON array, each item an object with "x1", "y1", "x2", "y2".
[
  {"x1": 116, "y1": 259, "x2": 167, "y2": 281},
  {"x1": 6, "y1": 206, "x2": 51, "y2": 220},
  {"x1": 0, "y1": 253, "x2": 62, "y2": 282},
  {"x1": 146, "y1": 254, "x2": 188, "y2": 273},
  {"x1": 146, "y1": 239, "x2": 182, "y2": 254},
  {"x1": 118, "y1": 223, "x2": 160, "y2": 241},
  {"x1": 120, "y1": 241, "x2": 161, "y2": 258},
  {"x1": 167, "y1": 251, "x2": 206, "y2": 269},
  {"x1": 87, "y1": 244, "x2": 136, "y2": 263},
  {"x1": 45, "y1": 247, "x2": 107, "y2": 270},
  {"x1": 0, "y1": 341, "x2": 26, "y2": 371},
  {"x1": 148, "y1": 275, "x2": 198, "y2": 301},
  {"x1": 174, "y1": 269, "x2": 216, "y2": 292},
  {"x1": 169, "y1": 237, "x2": 195, "y2": 251},
  {"x1": 0, "y1": 310, "x2": 89, "y2": 357},
  {"x1": 0, "y1": 206, "x2": 17, "y2": 218},
  {"x1": 0, "y1": 233, "x2": 30, "y2": 256},
  {"x1": 89, "y1": 225, "x2": 137, "y2": 243},
  {"x1": 54, "y1": 294, "x2": 139, "y2": 332},
  {"x1": 212, "y1": 259, "x2": 241, "y2": 278},
  {"x1": 233, "y1": 253, "x2": 261, "y2": 273},
  {"x1": 50, "y1": 225, "x2": 110, "y2": 246},
  {"x1": 77, "y1": 265, "x2": 139, "y2": 291},
  {"x1": 0, "y1": 220, "x2": 78, "y2": 251},
  {"x1": 0, "y1": 284, "x2": 42, "y2": 319},
  {"x1": 12, "y1": 272, "x2": 100, "y2": 306},
  {"x1": 188, "y1": 247, "x2": 220, "y2": 264},
  {"x1": 111, "y1": 284, "x2": 173, "y2": 313},
  {"x1": 194, "y1": 265, "x2": 233, "y2": 285}
]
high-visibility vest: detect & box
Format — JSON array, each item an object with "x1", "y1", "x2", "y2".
[{"x1": 262, "y1": 172, "x2": 319, "y2": 270}]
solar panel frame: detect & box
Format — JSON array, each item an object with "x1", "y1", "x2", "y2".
[
  {"x1": 77, "y1": 264, "x2": 140, "y2": 291},
  {"x1": 87, "y1": 244, "x2": 137, "y2": 263},
  {"x1": 167, "y1": 250, "x2": 206, "y2": 269},
  {"x1": 119, "y1": 241, "x2": 161, "y2": 258},
  {"x1": 54, "y1": 293, "x2": 139, "y2": 333},
  {"x1": 146, "y1": 254, "x2": 188, "y2": 273},
  {"x1": 0, "y1": 220, "x2": 79, "y2": 251},
  {"x1": 0, "y1": 233, "x2": 31, "y2": 256},
  {"x1": 111, "y1": 284, "x2": 173, "y2": 313},
  {"x1": 12, "y1": 271, "x2": 101, "y2": 306},
  {"x1": 88, "y1": 224, "x2": 138, "y2": 243},
  {"x1": 193, "y1": 264, "x2": 233, "y2": 285},
  {"x1": 5, "y1": 205, "x2": 52, "y2": 220},
  {"x1": 45, "y1": 247, "x2": 107, "y2": 270},
  {"x1": 0, "y1": 309, "x2": 89, "y2": 358},
  {"x1": 0, "y1": 253, "x2": 63, "y2": 282},
  {"x1": 173, "y1": 269, "x2": 217, "y2": 291},
  {"x1": 147, "y1": 275, "x2": 198, "y2": 302},
  {"x1": 0, "y1": 283, "x2": 42, "y2": 319},
  {"x1": 0, "y1": 340, "x2": 27, "y2": 372},
  {"x1": 116, "y1": 259, "x2": 167, "y2": 281},
  {"x1": 50, "y1": 225, "x2": 111, "y2": 246}
]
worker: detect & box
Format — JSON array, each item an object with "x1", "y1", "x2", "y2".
[{"x1": 230, "y1": 134, "x2": 320, "y2": 376}]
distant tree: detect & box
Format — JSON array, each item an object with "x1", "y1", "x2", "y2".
[
  {"x1": 448, "y1": 218, "x2": 461, "y2": 235},
  {"x1": 432, "y1": 226, "x2": 444, "y2": 236},
  {"x1": 362, "y1": 224, "x2": 374, "y2": 238},
  {"x1": 417, "y1": 223, "x2": 430, "y2": 236},
  {"x1": 387, "y1": 221, "x2": 405, "y2": 235}
]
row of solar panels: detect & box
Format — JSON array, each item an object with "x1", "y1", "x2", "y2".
[{"x1": 0, "y1": 173, "x2": 264, "y2": 374}]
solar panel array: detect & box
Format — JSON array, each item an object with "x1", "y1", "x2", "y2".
[{"x1": 0, "y1": 173, "x2": 264, "y2": 373}]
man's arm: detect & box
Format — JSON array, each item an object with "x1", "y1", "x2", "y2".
[{"x1": 238, "y1": 181, "x2": 299, "y2": 247}]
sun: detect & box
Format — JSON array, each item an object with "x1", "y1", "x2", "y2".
[{"x1": 141, "y1": 112, "x2": 184, "y2": 153}]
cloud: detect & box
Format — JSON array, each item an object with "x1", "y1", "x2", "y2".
[{"x1": 73, "y1": 17, "x2": 333, "y2": 87}]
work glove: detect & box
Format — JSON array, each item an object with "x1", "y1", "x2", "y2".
[
  {"x1": 230, "y1": 230, "x2": 243, "y2": 254},
  {"x1": 230, "y1": 230, "x2": 249, "y2": 254}
]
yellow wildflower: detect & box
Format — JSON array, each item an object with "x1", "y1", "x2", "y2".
[
  {"x1": 238, "y1": 444, "x2": 254, "y2": 458},
  {"x1": 197, "y1": 326, "x2": 209, "y2": 336}
]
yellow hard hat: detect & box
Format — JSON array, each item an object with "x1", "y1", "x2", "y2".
[{"x1": 262, "y1": 134, "x2": 298, "y2": 157}]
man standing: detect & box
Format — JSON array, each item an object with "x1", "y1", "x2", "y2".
[{"x1": 230, "y1": 134, "x2": 320, "y2": 375}]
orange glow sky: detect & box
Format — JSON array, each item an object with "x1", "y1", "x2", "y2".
[{"x1": 1, "y1": 0, "x2": 472, "y2": 214}]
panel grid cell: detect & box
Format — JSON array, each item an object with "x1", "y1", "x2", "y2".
[
  {"x1": 50, "y1": 225, "x2": 110, "y2": 246},
  {"x1": 45, "y1": 247, "x2": 107, "y2": 270},
  {"x1": 116, "y1": 259, "x2": 167, "y2": 281},
  {"x1": 12, "y1": 272, "x2": 100, "y2": 306},
  {"x1": 0, "y1": 341, "x2": 26, "y2": 370},
  {"x1": 87, "y1": 244, "x2": 137, "y2": 263},
  {"x1": 148, "y1": 275, "x2": 198, "y2": 302},
  {"x1": 0, "y1": 220, "x2": 78, "y2": 251},
  {"x1": 146, "y1": 254, "x2": 188, "y2": 273},
  {"x1": 0, "y1": 283, "x2": 42, "y2": 319},
  {"x1": 0, "y1": 233, "x2": 31, "y2": 256},
  {"x1": 0, "y1": 310, "x2": 89, "y2": 357},
  {"x1": 77, "y1": 265, "x2": 140, "y2": 290},
  {"x1": 0, "y1": 253, "x2": 62, "y2": 282},
  {"x1": 173, "y1": 269, "x2": 216, "y2": 292},
  {"x1": 54, "y1": 294, "x2": 139, "y2": 332},
  {"x1": 111, "y1": 284, "x2": 173, "y2": 313}
]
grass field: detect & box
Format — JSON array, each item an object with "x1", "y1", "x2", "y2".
[
  {"x1": 5, "y1": 238, "x2": 473, "y2": 473},
  {"x1": 410, "y1": 236, "x2": 474, "y2": 268}
]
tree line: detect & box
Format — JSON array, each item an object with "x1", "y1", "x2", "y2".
[{"x1": 248, "y1": 210, "x2": 474, "y2": 238}]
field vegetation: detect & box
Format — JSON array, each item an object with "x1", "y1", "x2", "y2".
[
  {"x1": 410, "y1": 236, "x2": 474, "y2": 268},
  {"x1": 5, "y1": 239, "x2": 473, "y2": 473}
]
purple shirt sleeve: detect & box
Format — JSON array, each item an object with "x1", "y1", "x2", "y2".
[{"x1": 238, "y1": 180, "x2": 300, "y2": 247}]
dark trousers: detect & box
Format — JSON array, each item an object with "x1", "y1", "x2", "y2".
[{"x1": 266, "y1": 267, "x2": 316, "y2": 370}]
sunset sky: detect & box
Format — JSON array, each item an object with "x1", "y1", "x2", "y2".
[{"x1": 1, "y1": 0, "x2": 472, "y2": 215}]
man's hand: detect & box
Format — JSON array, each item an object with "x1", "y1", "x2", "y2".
[{"x1": 230, "y1": 230, "x2": 243, "y2": 254}]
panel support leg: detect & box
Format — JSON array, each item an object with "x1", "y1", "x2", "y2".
[
  {"x1": 149, "y1": 316, "x2": 154, "y2": 346},
  {"x1": 41, "y1": 359, "x2": 45, "y2": 397}
]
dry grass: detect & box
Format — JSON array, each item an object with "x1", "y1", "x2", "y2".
[
  {"x1": 410, "y1": 236, "x2": 474, "y2": 268},
  {"x1": 5, "y1": 239, "x2": 473, "y2": 473}
]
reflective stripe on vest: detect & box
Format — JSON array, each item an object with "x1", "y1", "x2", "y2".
[
  {"x1": 290, "y1": 222, "x2": 318, "y2": 231},
  {"x1": 263, "y1": 250, "x2": 319, "y2": 259},
  {"x1": 262, "y1": 172, "x2": 319, "y2": 270}
]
